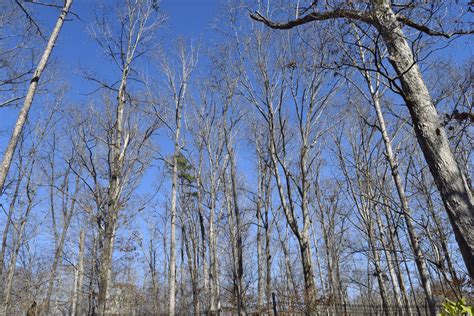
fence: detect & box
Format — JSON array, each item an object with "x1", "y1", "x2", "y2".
[{"x1": 217, "y1": 303, "x2": 434, "y2": 316}]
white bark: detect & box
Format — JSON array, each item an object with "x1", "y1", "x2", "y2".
[
  {"x1": 71, "y1": 229, "x2": 85, "y2": 316},
  {"x1": 373, "y1": 2, "x2": 474, "y2": 279}
]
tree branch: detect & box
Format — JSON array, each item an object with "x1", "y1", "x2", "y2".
[
  {"x1": 249, "y1": 9, "x2": 374, "y2": 29},
  {"x1": 249, "y1": 9, "x2": 473, "y2": 39},
  {"x1": 15, "y1": 0, "x2": 47, "y2": 40},
  {"x1": 396, "y1": 16, "x2": 474, "y2": 38}
]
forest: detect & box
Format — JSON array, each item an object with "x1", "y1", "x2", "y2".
[{"x1": 0, "y1": 0, "x2": 472, "y2": 315}]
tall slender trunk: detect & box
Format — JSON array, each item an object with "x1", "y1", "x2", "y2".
[
  {"x1": 0, "y1": 0, "x2": 73, "y2": 194},
  {"x1": 230, "y1": 163, "x2": 244, "y2": 315},
  {"x1": 265, "y1": 215, "x2": 272, "y2": 312},
  {"x1": 223, "y1": 113, "x2": 244, "y2": 314},
  {"x1": 168, "y1": 139, "x2": 179, "y2": 316},
  {"x1": 382, "y1": 199, "x2": 410, "y2": 313},
  {"x1": 72, "y1": 229, "x2": 85, "y2": 316},
  {"x1": 366, "y1": 75, "x2": 435, "y2": 314},
  {"x1": 299, "y1": 143, "x2": 318, "y2": 311},
  {"x1": 168, "y1": 62, "x2": 187, "y2": 315},
  {"x1": 367, "y1": 216, "x2": 390, "y2": 316},
  {"x1": 2, "y1": 199, "x2": 34, "y2": 314},
  {"x1": 44, "y1": 214, "x2": 72, "y2": 313},
  {"x1": 375, "y1": 209, "x2": 403, "y2": 311},
  {"x1": 196, "y1": 161, "x2": 208, "y2": 311},
  {"x1": 97, "y1": 63, "x2": 129, "y2": 316},
  {"x1": 257, "y1": 192, "x2": 264, "y2": 311},
  {"x1": 276, "y1": 223, "x2": 297, "y2": 306},
  {"x1": 45, "y1": 172, "x2": 80, "y2": 313},
  {"x1": 0, "y1": 169, "x2": 21, "y2": 282},
  {"x1": 208, "y1": 184, "x2": 220, "y2": 314},
  {"x1": 256, "y1": 146, "x2": 272, "y2": 312}
]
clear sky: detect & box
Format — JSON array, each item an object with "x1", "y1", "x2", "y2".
[
  {"x1": 0, "y1": 0, "x2": 222, "y2": 164},
  {"x1": 30, "y1": 0, "x2": 220, "y2": 97},
  {"x1": 0, "y1": 0, "x2": 225, "y2": 266}
]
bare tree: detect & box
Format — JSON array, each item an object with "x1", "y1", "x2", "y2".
[
  {"x1": 161, "y1": 43, "x2": 197, "y2": 316},
  {"x1": 250, "y1": 0, "x2": 474, "y2": 278},
  {"x1": 71, "y1": 229, "x2": 85, "y2": 316},
  {"x1": 0, "y1": 0, "x2": 73, "y2": 194},
  {"x1": 42, "y1": 134, "x2": 83, "y2": 314},
  {"x1": 79, "y1": 2, "x2": 163, "y2": 313}
]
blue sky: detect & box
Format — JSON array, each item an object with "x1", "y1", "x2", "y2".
[
  {"x1": 34, "y1": 0, "x2": 219, "y2": 96},
  {"x1": 0, "y1": 0, "x2": 224, "y2": 264}
]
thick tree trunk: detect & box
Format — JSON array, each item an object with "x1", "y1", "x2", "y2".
[
  {"x1": 374, "y1": 1, "x2": 474, "y2": 278},
  {"x1": 0, "y1": 0, "x2": 73, "y2": 195},
  {"x1": 298, "y1": 235, "x2": 318, "y2": 312},
  {"x1": 97, "y1": 213, "x2": 118, "y2": 315}
]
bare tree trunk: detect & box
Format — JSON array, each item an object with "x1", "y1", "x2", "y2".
[
  {"x1": 166, "y1": 52, "x2": 193, "y2": 315},
  {"x1": 225, "y1": 134, "x2": 245, "y2": 315},
  {"x1": 375, "y1": 210, "x2": 403, "y2": 311},
  {"x1": 0, "y1": 0, "x2": 73, "y2": 194},
  {"x1": 367, "y1": 77, "x2": 435, "y2": 315},
  {"x1": 2, "y1": 168, "x2": 35, "y2": 315},
  {"x1": 168, "y1": 129, "x2": 180, "y2": 316},
  {"x1": 45, "y1": 215, "x2": 72, "y2": 313},
  {"x1": 264, "y1": 209, "x2": 272, "y2": 313},
  {"x1": 96, "y1": 62, "x2": 129, "y2": 314},
  {"x1": 373, "y1": 2, "x2": 474, "y2": 279},
  {"x1": 45, "y1": 170, "x2": 80, "y2": 313},
  {"x1": 368, "y1": 220, "x2": 390, "y2": 316},
  {"x1": 3, "y1": 220, "x2": 27, "y2": 315},
  {"x1": 256, "y1": 182, "x2": 264, "y2": 311},
  {"x1": 208, "y1": 184, "x2": 221, "y2": 314},
  {"x1": 72, "y1": 229, "x2": 85, "y2": 316},
  {"x1": 382, "y1": 198, "x2": 411, "y2": 314},
  {"x1": 196, "y1": 155, "x2": 208, "y2": 311},
  {"x1": 0, "y1": 168, "x2": 21, "y2": 281},
  {"x1": 255, "y1": 132, "x2": 273, "y2": 312},
  {"x1": 276, "y1": 223, "x2": 297, "y2": 306}
]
